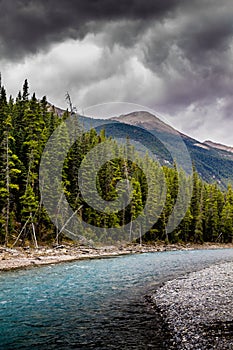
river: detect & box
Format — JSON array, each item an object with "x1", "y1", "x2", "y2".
[{"x1": 1, "y1": 249, "x2": 233, "y2": 349}]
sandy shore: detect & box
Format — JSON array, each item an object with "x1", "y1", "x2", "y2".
[
  {"x1": 0, "y1": 242, "x2": 233, "y2": 272},
  {"x1": 153, "y1": 262, "x2": 233, "y2": 349}
]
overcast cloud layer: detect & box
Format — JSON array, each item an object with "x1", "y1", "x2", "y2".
[{"x1": 1, "y1": 0, "x2": 233, "y2": 145}]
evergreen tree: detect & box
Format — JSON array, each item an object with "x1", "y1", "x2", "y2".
[
  {"x1": 0, "y1": 78, "x2": 233, "y2": 246},
  {"x1": 0, "y1": 114, "x2": 21, "y2": 245},
  {"x1": 22, "y1": 79, "x2": 29, "y2": 101}
]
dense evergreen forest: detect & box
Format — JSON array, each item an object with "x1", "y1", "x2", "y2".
[{"x1": 0, "y1": 80, "x2": 233, "y2": 247}]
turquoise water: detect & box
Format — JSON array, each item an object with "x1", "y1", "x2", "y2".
[{"x1": 1, "y1": 249, "x2": 233, "y2": 349}]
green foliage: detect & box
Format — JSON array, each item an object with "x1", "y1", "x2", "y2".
[{"x1": 0, "y1": 79, "x2": 233, "y2": 246}]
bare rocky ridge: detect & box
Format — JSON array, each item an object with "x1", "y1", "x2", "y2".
[
  {"x1": 153, "y1": 262, "x2": 233, "y2": 349},
  {"x1": 111, "y1": 111, "x2": 177, "y2": 134},
  {"x1": 204, "y1": 140, "x2": 233, "y2": 154}
]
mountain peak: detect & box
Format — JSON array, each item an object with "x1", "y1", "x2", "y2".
[{"x1": 111, "y1": 110, "x2": 177, "y2": 135}]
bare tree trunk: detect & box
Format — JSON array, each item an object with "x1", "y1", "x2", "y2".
[
  {"x1": 56, "y1": 205, "x2": 83, "y2": 243},
  {"x1": 129, "y1": 220, "x2": 133, "y2": 242},
  {"x1": 25, "y1": 155, "x2": 32, "y2": 192},
  {"x1": 31, "y1": 213, "x2": 38, "y2": 249},
  {"x1": 55, "y1": 192, "x2": 65, "y2": 245},
  {"x1": 11, "y1": 217, "x2": 31, "y2": 248},
  {"x1": 124, "y1": 159, "x2": 132, "y2": 242},
  {"x1": 165, "y1": 227, "x2": 169, "y2": 244},
  {"x1": 139, "y1": 224, "x2": 142, "y2": 246},
  {"x1": 215, "y1": 231, "x2": 223, "y2": 243},
  {"x1": 5, "y1": 133, "x2": 10, "y2": 246}
]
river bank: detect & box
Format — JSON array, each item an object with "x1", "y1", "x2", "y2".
[
  {"x1": 0, "y1": 242, "x2": 233, "y2": 272},
  {"x1": 1, "y1": 248, "x2": 233, "y2": 349},
  {"x1": 153, "y1": 261, "x2": 233, "y2": 349}
]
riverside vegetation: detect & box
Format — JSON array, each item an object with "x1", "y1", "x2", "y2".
[{"x1": 0, "y1": 79, "x2": 233, "y2": 247}]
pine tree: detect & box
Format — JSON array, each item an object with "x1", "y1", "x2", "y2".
[
  {"x1": 221, "y1": 202, "x2": 233, "y2": 243},
  {"x1": 22, "y1": 79, "x2": 29, "y2": 101},
  {"x1": 0, "y1": 114, "x2": 21, "y2": 245}
]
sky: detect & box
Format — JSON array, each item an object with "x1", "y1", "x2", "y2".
[{"x1": 1, "y1": 0, "x2": 233, "y2": 145}]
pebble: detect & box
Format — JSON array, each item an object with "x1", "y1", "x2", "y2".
[{"x1": 153, "y1": 262, "x2": 233, "y2": 349}]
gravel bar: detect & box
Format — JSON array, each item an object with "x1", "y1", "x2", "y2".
[
  {"x1": 2, "y1": 243, "x2": 232, "y2": 272},
  {"x1": 153, "y1": 262, "x2": 233, "y2": 349}
]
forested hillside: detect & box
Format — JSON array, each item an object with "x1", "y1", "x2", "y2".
[{"x1": 0, "y1": 80, "x2": 233, "y2": 246}]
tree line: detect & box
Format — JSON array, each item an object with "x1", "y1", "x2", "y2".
[{"x1": 0, "y1": 80, "x2": 233, "y2": 246}]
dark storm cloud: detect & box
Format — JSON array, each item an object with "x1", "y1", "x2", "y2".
[
  {"x1": 1, "y1": 0, "x2": 233, "y2": 145},
  {"x1": 177, "y1": 14, "x2": 233, "y2": 61},
  {"x1": 0, "y1": 0, "x2": 182, "y2": 59},
  {"x1": 187, "y1": 20, "x2": 233, "y2": 53},
  {"x1": 135, "y1": 0, "x2": 233, "y2": 113},
  {"x1": 141, "y1": 3, "x2": 233, "y2": 68}
]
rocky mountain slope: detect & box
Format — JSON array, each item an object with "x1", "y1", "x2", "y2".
[
  {"x1": 104, "y1": 111, "x2": 233, "y2": 187},
  {"x1": 53, "y1": 107, "x2": 233, "y2": 188}
]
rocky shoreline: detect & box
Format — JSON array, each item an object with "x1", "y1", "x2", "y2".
[
  {"x1": 153, "y1": 261, "x2": 233, "y2": 349},
  {"x1": 0, "y1": 242, "x2": 233, "y2": 272}
]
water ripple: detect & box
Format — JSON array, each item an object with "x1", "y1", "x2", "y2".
[{"x1": 0, "y1": 249, "x2": 233, "y2": 349}]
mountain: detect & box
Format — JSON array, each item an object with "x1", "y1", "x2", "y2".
[
  {"x1": 109, "y1": 111, "x2": 233, "y2": 187},
  {"x1": 52, "y1": 107, "x2": 233, "y2": 188},
  {"x1": 111, "y1": 111, "x2": 177, "y2": 135},
  {"x1": 46, "y1": 101, "x2": 65, "y2": 117},
  {"x1": 204, "y1": 140, "x2": 233, "y2": 154}
]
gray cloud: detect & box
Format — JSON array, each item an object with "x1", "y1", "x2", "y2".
[
  {"x1": 1, "y1": 0, "x2": 233, "y2": 145},
  {"x1": 0, "y1": 0, "x2": 182, "y2": 59},
  {"x1": 134, "y1": 1, "x2": 233, "y2": 118}
]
